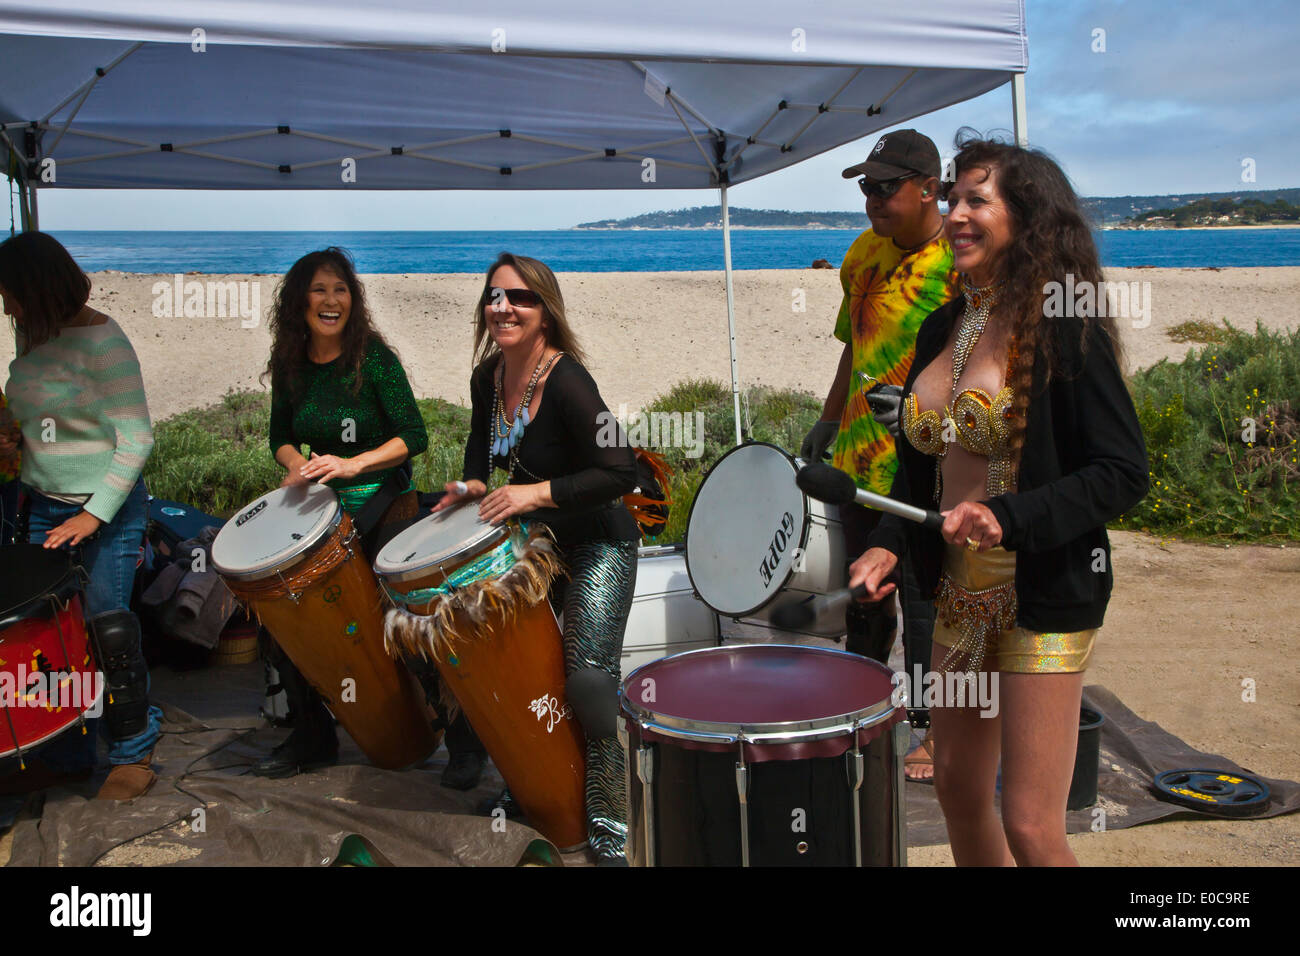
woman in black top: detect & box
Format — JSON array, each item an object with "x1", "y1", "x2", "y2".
[
  {"x1": 437, "y1": 253, "x2": 639, "y2": 864},
  {"x1": 849, "y1": 136, "x2": 1148, "y2": 866}
]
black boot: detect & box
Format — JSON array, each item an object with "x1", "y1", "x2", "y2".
[
  {"x1": 405, "y1": 653, "x2": 488, "y2": 791},
  {"x1": 440, "y1": 713, "x2": 487, "y2": 791},
  {"x1": 252, "y1": 650, "x2": 338, "y2": 778}
]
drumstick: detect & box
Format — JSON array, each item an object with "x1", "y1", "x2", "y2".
[
  {"x1": 770, "y1": 584, "x2": 869, "y2": 631},
  {"x1": 796, "y1": 462, "x2": 944, "y2": 530}
]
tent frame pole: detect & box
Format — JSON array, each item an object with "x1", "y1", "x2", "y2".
[
  {"x1": 24, "y1": 180, "x2": 38, "y2": 232},
  {"x1": 1011, "y1": 73, "x2": 1028, "y2": 146},
  {"x1": 720, "y1": 184, "x2": 742, "y2": 446}
]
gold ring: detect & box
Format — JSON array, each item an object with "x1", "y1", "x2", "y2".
[{"x1": 966, "y1": 536, "x2": 979, "y2": 552}]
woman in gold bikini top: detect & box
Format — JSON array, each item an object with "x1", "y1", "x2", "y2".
[
  {"x1": 848, "y1": 135, "x2": 1148, "y2": 870},
  {"x1": 901, "y1": 280, "x2": 1019, "y2": 505}
]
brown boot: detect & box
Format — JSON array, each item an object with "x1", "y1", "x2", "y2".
[{"x1": 95, "y1": 754, "x2": 156, "y2": 800}]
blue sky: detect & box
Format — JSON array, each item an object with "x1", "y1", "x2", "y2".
[{"x1": 27, "y1": 0, "x2": 1300, "y2": 230}]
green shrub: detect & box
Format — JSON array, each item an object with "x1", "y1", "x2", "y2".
[
  {"x1": 142, "y1": 381, "x2": 824, "y2": 537},
  {"x1": 1113, "y1": 322, "x2": 1300, "y2": 540}
]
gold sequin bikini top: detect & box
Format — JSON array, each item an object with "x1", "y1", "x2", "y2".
[{"x1": 902, "y1": 385, "x2": 1016, "y2": 459}]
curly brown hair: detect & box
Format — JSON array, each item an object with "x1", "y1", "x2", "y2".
[
  {"x1": 261, "y1": 247, "x2": 392, "y2": 398},
  {"x1": 947, "y1": 130, "x2": 1122, "y2": 470},
  {"x1": 0, "y1": 231, "x2": 92, "y2": 355}
]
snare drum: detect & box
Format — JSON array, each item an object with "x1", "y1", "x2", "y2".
[
  {"x1": 619, "y1": 644, "x2": 907, "y2": 866},
  {"x1": 211, "y1": 483, "x2": 437, "y2": 770},
  {"x1": 0, "y1": 545, "x2": 101, "y2": 762},
  {"x1": 375, "y1": 504, "x2": 587, "y2": 850},
  {"x1": 686, "y1": 443, "x2": 846, "y2": 635}
]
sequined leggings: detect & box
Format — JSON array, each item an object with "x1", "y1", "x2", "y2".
[{"x1": 552, "y1": 539, "x2": 638, "y2": 858}]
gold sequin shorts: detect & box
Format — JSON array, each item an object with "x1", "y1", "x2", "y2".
[{"x1": 931, "y1": 541, "x2": 1097, "y2": 674}]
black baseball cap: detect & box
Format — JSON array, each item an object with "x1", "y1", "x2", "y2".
[{"x1": 842, "y1": 129, "x2": 941, "y2": 182}]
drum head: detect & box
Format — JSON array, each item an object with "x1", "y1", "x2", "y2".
[
  {"x1": 373, "y1": 502, "x2": 507, "y2": 583},
  {"x1": 685, "y1": 443, "x2": 809, "y2": 616},
  {"x1": 624, "y1": 644, "x2": 897, "y2": 739},
  {"x1": 211, "y1": 483, "x2": 341, "y2": 580},
  {"x1": 0, "y1": 544, "x2": 79, "y2": 629}
]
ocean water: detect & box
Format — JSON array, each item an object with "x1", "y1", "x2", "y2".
[{"x1": 46, "y1": 227, "x2": 1300, "y2": 274}]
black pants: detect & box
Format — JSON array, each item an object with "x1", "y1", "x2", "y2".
[{"x1": 840, "y1": 502, "x2": 935, "y2": 676}]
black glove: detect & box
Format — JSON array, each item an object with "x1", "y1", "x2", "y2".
[
  {"x1": 800, "y1": 419, "x2": 839, "y2": 462},
  {"x1": 865, "y1": 385, "x2": 903, "y2": 438}
]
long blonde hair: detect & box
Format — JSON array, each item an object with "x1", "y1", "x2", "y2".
[{"x1": 472, "y1": 253, "x2": 588, "y2": 368}]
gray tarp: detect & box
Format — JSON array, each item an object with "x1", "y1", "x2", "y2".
[{"x1": 5, "y1": 668, "x2": 1296, "y2": 866}]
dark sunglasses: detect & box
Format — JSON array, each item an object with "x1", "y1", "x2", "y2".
[
  {"x1": 858, "y1": 174, "x2": 916, "y2": 200},
  {"x1": 487, "y1": 286, "x2": 542, "y2": 309}
]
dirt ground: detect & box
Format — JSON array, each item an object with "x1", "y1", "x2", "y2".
[{"x1": 910, "y1": 531, "x2": 1300, "y2": 866}]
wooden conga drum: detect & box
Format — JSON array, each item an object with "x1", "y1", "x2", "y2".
[
  {"x1": 375, "y1": 504, "x2": 587, "y2": 851},
  {"x1": 211, "y1": 483, "x2": 438, "y2": 770}
]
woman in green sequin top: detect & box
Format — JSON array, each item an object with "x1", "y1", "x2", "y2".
[
  {"x1": 252, "y1": 247, "x2": 449, "y2": 781},
  {"x1": 265, "y1": 247, "x2": 427, "y2": 516}
]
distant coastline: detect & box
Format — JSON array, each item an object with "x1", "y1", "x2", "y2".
[{"x1": 574, "y1": 189, "x2": 1300, "y2": 231}]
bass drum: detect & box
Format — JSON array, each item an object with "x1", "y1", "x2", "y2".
[
  {"x1": 685, "y1": 442, "x2": 846, "y2": 636},
  {"x1": 619, "y1": 644, "x2": 907, "y2": 866},
  {"x1": 0, "y1": 545, "x2": 100, "y2": 761}
]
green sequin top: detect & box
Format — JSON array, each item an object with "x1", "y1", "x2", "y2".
[{"x1": 269, "y1": 338, "x2": 427, "y2": 513}]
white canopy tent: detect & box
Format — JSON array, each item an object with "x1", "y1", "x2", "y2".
[{"x1": 0, "y1": 0, "x2": 1028, "y2": 440}]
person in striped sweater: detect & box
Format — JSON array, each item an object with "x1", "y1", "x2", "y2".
[{"x1": 0, "y1": 231, "x2": 163, "y2": 800}]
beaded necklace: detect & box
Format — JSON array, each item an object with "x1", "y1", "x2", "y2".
[
  {"x1": 950, "y1": 277, "x2": 1002, "y2": 399},
  {"x1": 927, "y1": 277, "x2": 1004, "y2": 503},
  {"x1": 492, "y1": 349, "x2": 563, "y2": 482}
]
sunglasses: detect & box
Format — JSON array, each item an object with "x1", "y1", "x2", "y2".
[
  {"x1": 858, "y1": 174, "x2": 916, "y2": 200},
  {"x1": 487, "y1": 286, "x2": 542, "y2": 310}
]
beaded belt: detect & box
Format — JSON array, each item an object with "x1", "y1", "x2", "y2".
[{"x1": 934, "y1": 573, "x2": 1017, "y2": 674}]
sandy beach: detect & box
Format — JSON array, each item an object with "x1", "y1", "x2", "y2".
[
  {"x1": 2, "y1": 266, "x2": 1298, "y2": 867},
  {"x1": 4, "y1": 266, "x2": 1297, "y2": 421}
]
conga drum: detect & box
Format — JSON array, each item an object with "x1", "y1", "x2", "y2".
[
  {"x1": 211, "y1": 483, "x2": 437, "y2": 770},
  {"x1": 619, "y1": 644, "x2": 907, "y2": 866},
  {"x1": 375, "y1": 504, "x2": 586, "y2": 851},
  {"x1": 0, "y1": 545, "x2": 101, "y2": 763}
]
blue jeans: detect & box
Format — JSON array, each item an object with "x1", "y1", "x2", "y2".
[{"x1": 24, "y1": 479, "x2": 162, "y2": 768}]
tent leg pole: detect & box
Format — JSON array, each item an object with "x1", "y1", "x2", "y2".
[
  {"x1": 1011, "y1": 73, "x2": 1028, "y2": 147},
  {"x1": 26, "y1": 183, "x2": 38, "y2": 232},
  {"x1": 14, "y1": 175, "x2": 31, "y2": 233},
  {"x1": 720, "y1": 184, "x2": 742, "y2": 446}
]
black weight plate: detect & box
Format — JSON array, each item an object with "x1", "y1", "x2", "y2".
[{"x1": 1153, "y1": 768, "x2": 1271, "y2": 817}]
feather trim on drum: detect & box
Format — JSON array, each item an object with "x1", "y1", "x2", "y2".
[{"x1": 382, "y1": 524, "x2": 565, "y2": 664}]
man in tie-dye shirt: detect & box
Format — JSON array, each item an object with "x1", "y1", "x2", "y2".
[{"x1": 802, "y1": 129, "x2": 957, "y2": 778}]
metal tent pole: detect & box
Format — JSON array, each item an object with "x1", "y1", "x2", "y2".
[
  {"x1": 1011, "y1": 74, "x2": 1028, "y2": 147},
  {"x1": 26, "y1": 182, "x2": 38, "y2": 231},
  {"x1": 720, "y1": 184, "x2": 742, "y2": 446}
]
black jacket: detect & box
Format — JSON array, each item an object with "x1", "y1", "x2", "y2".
[{"x1": 866, "y1": 295, "x2": 1150, "y2": 632}]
